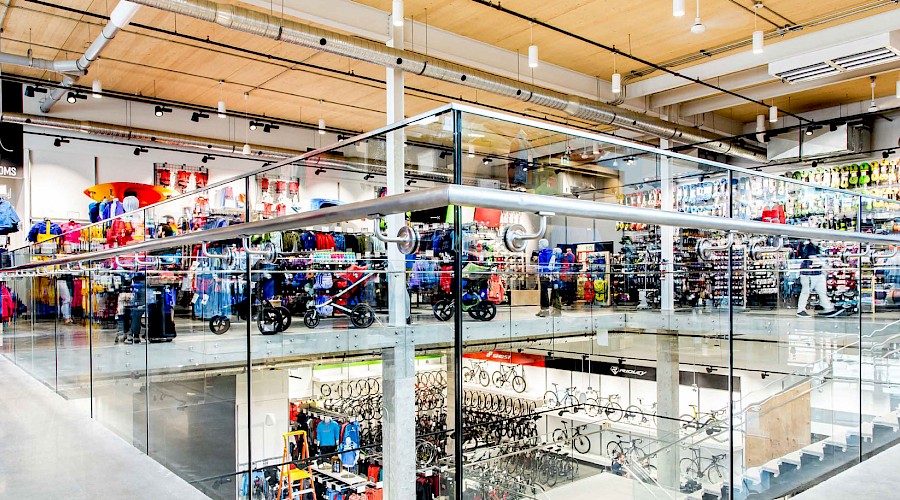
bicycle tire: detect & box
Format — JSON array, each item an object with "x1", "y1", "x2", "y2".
[
  {"x1": 707, "y1": 463, "x2": 726, "y2": 483},
  {"x1": 303, "y1": 309, "x2": 320, "y2": 328},
  {"x1": 573, "y1": 435, "x2": 591, "y2": 455},
  {"x1": 545, "y1": 464, "x2": 559, "y2": 487},
  {"x1": 491, "y1": 370, "x2": 504, "y2": 388},
  {"x1": 257, "y1": 306, "x2": 282, "y2": 335},
  {"x1": 543, "y1": 391, "x2": 559, "y2": 408},
  {"x1": 433, "y1": 300, "x2": 453, "y2": 321},
  {"x1": 623, "y1": 405, "x2": 642, "y2": 424},
  {"x1": 607, "y1": 441, "x2": 624, "y2": 458},
  {"x1": 276, "y1": 306, "x2": 291, "y2": 332},
  {"x1": 679, "y1": 414, "x2": 696, "y2": 430},
  {"x1": 551, "y1": 428, "x2": 567, "y2": 444},
  {"x1": 511, "y1": 375, "x2": 526, "y2": 394},
  {"x1": 319, "y1": 383, "x2": 332, "y2": 398},
  {"x1": 605, "y1": 401, "x2": 624, "y2": 422},
  {"x1": 679, "y1": 458, "x2": 698, "y2": 477},
  {"x1": 462, "y1": 367, "x2": 473, "y2": 383},
  {"x1": 584, "y1": 397, "x2": 600, "y2": 417},
  {"x1": 209, "y1": 315, "x2": 230, "y2": 335},
  {"x1": 477, "y1": 369, "x2": 490, "y2": 387}
]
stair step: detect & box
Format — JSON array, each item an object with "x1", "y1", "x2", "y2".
[
  {"x1": 780, "y1": 451, "x2": 804, "y2": 467},
  {"x1": 761, "y1": 459, "x2": 781, "y2": 477}
]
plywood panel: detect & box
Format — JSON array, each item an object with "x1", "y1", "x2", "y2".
[{"x1": 744, "y1": 382, "x2": 812, "y2": 468}]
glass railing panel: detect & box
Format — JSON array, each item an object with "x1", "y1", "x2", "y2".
[
  {"x1": 54, "y1": 266, "x2": 92, "y2": 414},
  {"x1": 88, "y1": 260, "x2": 150, "y2": 452}
]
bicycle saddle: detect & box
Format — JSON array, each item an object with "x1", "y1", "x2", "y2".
[
  {"x1": 713, "y1": 453, "x2": 726, "y2": 460},
  {"x1": 688, "y1": 404, "x2": 698, "y2": 408},
  {"x1": 633, "y1": 438, "x2": 643, "y2": 444}
]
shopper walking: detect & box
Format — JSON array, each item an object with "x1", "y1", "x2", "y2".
[
  {"x1": 536, "y1": 239, "x2": 561, "y2": 317},
  {"x1": 57, "y1": 279, "x2": 72, "y2": 324},
  {"x1": 796, "y1": 241, "x2": 842, "y2": 317}
]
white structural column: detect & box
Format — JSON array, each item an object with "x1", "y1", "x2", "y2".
[
  {"x1": 656, "y1": 333, "x2": 681, "y2": 490},
  {"x1": 659, "y1": 135, "x2": 676, "y2": 311},
  {"x1": 381, "y1": 6, "x2": 416, "y2": 499}
]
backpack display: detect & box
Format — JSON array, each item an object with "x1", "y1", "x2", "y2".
[{"x1": 487, "y1": 274, "x2": 505, "y2": 304}]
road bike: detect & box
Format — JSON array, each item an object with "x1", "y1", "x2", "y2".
[
  {"x1": 623, "y1": 398, "x2": 657, "y2": 426},
  {"x1": 543, "y1": 383, "x2": 579, "y2": 409},
  {"x1": 492, "y1": 363, "x2": 527, "y2": 393},
  {"x1": 606, "y1": 434, "x2": 647, "y2": 460},
  {"x1": 463, "y1": 360, "x2": 491, "y2": 387},
  {"x1": 552, "y1": 420, "x2": 591, "y2": 454},
  {"x1": 680, "y1": 404, "x2": 727, "y2": 441},
  {"x1": 680, "y1": 447, "x2": 726, "y2": 483},
  {"x1": 584, "y1": 393, "x2": 624, "y2": 421}
]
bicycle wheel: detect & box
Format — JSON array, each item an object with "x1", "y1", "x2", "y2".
[
  {"x1": 606, "y1": 441, "x2": 623, "y2": 458},
  {"x1": 551, "y1": 428, "x2": 567, "y2": 444},
  {"x1": 584, "y1": 397, "x2": 599, "y2": 417},
  {"x1": 566, "y1": 456, "x2": 579, "y2": 480},
  {"x1": 623, "y1": 405, "x2": 642, "y2": 424},
  {"x1": 679, "y1": 414, "x2": 696, "y2": 430},
  {"x1": 511, "y1": 375, "x2": 526, "y2": 394},
  {"x1": 209, "y1": 315, "x2": 230, "y2": 335},
  {"x1": 491, "y1": 370, "x2": 504, "y2": 388},
  {"x1": 545, "y1": 464, "x2": 559, "y2": 487},
  {"x1": 573, "y1": 435, "x2": 591, "y2": 454},
  {"x1": 462, "y1": 367, "x2": 473, "y2": 383},
  {"x1": 605, "y1": 401, "x2": 624, "y2": 422},
  {"x1": 705, "y1": 417, "x2": 729, "y2": 442},
  {"x1": 543, "y1": 391, "x2": 559, "y2": 408},
  {"x1": 479, "y1": 302, "x2": 497, "y2": 321},
  {"x1": 319, "y1": 383, "x2": 332, "y2": 398},
  {"x1": 707, "y1": 463, "x2": 726, "y2": 483},
  {"x1": 477, "y1": 369, "x2": 490, "y2": 387},
  {"x1": 679, "y1": 458, "x2": 698, "y2": 477},
  {"x1": 433, "y1": 299, "x2": 453, "y2": 321}
]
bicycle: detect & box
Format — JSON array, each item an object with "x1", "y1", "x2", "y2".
[
  {"x1": 606, "y1": 434, "x2": 646, "y2": 461},
  {"x1": 680, "y1": 447, "x2": 726, "y2": 483},
  {"x1": 585, "y1": 393, "x2": 624, "y2": 421},
  {"x1": 543, "y1": 383, "x2": 579, "y2": 409},
  {"x1": 551, "y1": 420, "x2": 591, "y2": 454},
  {"x1": 491, "y1": 364, "x2": 527, "y2": 393},
  {"x1": 463, "y1": 360, "x2": 491, "y2": 387},
  {"x1": 623, "y1": 398, "x2": 657, "y2": 426},
  {"x1": 680, "y1": 404, "x2": 727, "y2": 441}
]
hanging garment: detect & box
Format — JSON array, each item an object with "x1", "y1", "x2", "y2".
[
  {"x1": 61, "y1": 221, "x2": 82, "y2": 244},
  {"x1": 27, "y1": 220, "x2": 62, "y2": 243},
  {"x1": 0, "y1": 199, "x2": 20, "y2": 235}
]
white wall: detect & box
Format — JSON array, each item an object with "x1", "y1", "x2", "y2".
[{"x1": 237, "y1": 369, "x2": 291, "y2": 467}]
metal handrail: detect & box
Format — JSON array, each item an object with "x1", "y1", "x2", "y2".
[{"x1": 3, "y1": 185, "x2": 900, "y2": 272}]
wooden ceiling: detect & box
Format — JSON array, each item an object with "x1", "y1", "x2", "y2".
[{"x1": 0, "y1": 0, "x2": 895, "y2": 139}]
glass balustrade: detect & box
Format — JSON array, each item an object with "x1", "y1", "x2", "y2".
[{"x1": 2, "y1": 103, "x2": 898, "y2": 500}]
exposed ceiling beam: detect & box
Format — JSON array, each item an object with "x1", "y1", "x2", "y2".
[
  {"x1": 680, "y1": 61, "x2": 900, "y2": 117},
  {"x1": 648, "y1": 67, "x2": 773, "y2": 109},
  {"x1": 627, "y1": 8, "x2": 900, "y2": 99},
  {"x1": 240, "y1": 0, "x2": 617, "y2": 104}
]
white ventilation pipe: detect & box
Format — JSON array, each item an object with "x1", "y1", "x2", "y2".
[
  {"x1": 125, "y1": 0, "x2": 766, "y2": 163},
  {"x1": 40, "y1": 1, "x2": 141, "y2": 113},
  {"x1": 0, "y1": 51, "x2": 84, "y2": 75}
]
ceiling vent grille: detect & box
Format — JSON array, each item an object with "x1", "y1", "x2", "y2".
[{"x1": 770, "y1": 30, "x2": 900, "y2": 84}]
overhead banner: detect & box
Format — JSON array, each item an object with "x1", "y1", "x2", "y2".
[
  {"x1": 464, "y1": 350, "x2": 545, "y2": 367},
  {"x1": 0, "y1": 81, "x2": 23, "y2": 179},
  {"x1": 543, "y1": 356, "x2": 740, "y2": 391}
]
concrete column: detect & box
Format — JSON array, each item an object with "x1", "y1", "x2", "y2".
[
  {"x1": 659, "y1": 137, "x2": 676, "y2": 311},
  {"x1": 656, "y1": 333, "x2": 680, "y2": 490},
  {"x1": 382, "y1": 7, "x2": 416, "y2": 499},
  {"x1": 382, "y1": 335, "x2": 416, "y2": 500}
]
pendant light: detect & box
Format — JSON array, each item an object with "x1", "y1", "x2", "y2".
[
  {"x1": 468, "y1": 144, "x2": 475, "y2": 158},
  {"x1": 392, "y1": 0, "x2": 403, "y2": 27},
  {"x1": 611, "y1": 51, "x2": 621, "y2": 94},
  {"x1": 217, "y1": 81, "x2": 226, "y2": 118},
  {"x1": 691, "y1": 0, "x2": 706, "y2": 34},
  {"x1": 92, "y1": 80, "x2": 102, "y2": 98},
  {"x1": 319, "y1": 118, "x2": 326, "y2": 135},
  {"x1": 896, "y1": 78, "x2": 900, "y2": 99},
  {"x1": 868, "y1": 76, "x2": 878, "y2": 113},
  {"x1": 673, "y1": 0, "x2": 685, "y2": 17},
  {"x1": 528, "y1": 23, "x2": 538, "y2": 68},
  {"x1": 769, "y1": 104, "x2": 778, "y2": 123},
  {"x1": 751, "y1": 2, "x2": 764, "y2": 54},
  {"x1": 242, "y1": 92, "x2": 251, "y2": 155}
]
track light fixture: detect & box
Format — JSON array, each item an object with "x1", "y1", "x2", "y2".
[
  {"x1": 706, "y1": 366, "x2": 715, "y2": 374},
  {"x1": 884, "y1": 151, "x2": 894, "y2": 159},
  {"x1": 66, "y1": 91, "x2": 87, "y2": 103},
  {"x1": 262, "y1": 123, "x2": 280, "y2": 133},
  {"x1": 191, "y1": 111, "x2": 210, "y2": 122},
  {"x1": 811, "y1": 160, "x2": 818, "y2": 168},
  {"x1": 805, "y1": 126, "x2": 814, "y2": 136},
  {"x1": 363, "y1": 174, "x2": 374, "y2": 181},
  {"x1": 24, "y1": 86, "x2": 47, "y2": 97},
  {"x1": 406, "y1": 179, "x2": 417, "y2": 186},
  {"x1": 761, "y1": 371, "x2": 769, "y2": 379},
  {"x1": 133, "y1": 147, "x2": 148, "y2": 156},
  {"x1": 201, "y1": 154, "x2": 215, "y2": 163},
  {"x1": 337, "y1": 134, "x2": 347, "y2": 141},
  {"x1": 315, "y1": 168, "x2": 326, "y2": 175},
  {"x1": 482, "y1": 158, "x2": 492, "y2": 165},
  {"x1": 154, "y1": 105, "x2": 173, "y2": 117},
  {"x1": 439, "y1": 151, "x2": 452, "y2": 159},
  {"x1": 249, "y1": 121, "x2": 259, "y2": 131},
  {"x1": 53, "y1": 137, "x2": 69, "y2": 147}
]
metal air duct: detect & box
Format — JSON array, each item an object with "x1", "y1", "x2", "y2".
[
  {"x1": 125, "y1": 0, "x2": 767, "y2": 163},
  {"x1": 40, "y1": 1, "x2": 142, "y2": 113}
]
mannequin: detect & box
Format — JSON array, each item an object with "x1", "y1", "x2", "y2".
[
  {"x1": 339, "y1": 436, "x2": 358, "y2": 472},
  {"x1": 508, "y1": 129, "x2": 536, "y2": 191},
  {"x1": 315, "y1": 415, "x2": 341, "y2": 456},
  {"x1": 560, "y1": 248, "x2": 576, "y2": 308},
  {"x1": 57, "y1": 278, "x2": 72, "y2": 324},
  {"x1": 536, "y1": 239, "x2": 561, "y2": 317}
]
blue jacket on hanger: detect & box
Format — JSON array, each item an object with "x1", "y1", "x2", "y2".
[
  {"x1": 27, "y1": 220, "x2": 62, "y2": 242},
  {"x1": 0, "y1": 199, "x2": 20, "y2": 235}
]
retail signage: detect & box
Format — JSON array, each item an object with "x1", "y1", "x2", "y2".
[
  {"x1": 543, "y1": 356, "x2": 740, "y2": 390},
  {"x1": 0, "y1": 81, "x2": 23, "y2": 178},
  {"x1": 464, "y1": 351, "x2": 545, "y2": 367}
]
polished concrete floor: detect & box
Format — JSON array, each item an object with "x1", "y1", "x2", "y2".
[
  {"x1": 0, "y1": 355, "x2": 210, "y2": 500},
  {"x1": 793, "y1": 442, "x2": 900, "y2": 500}
]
